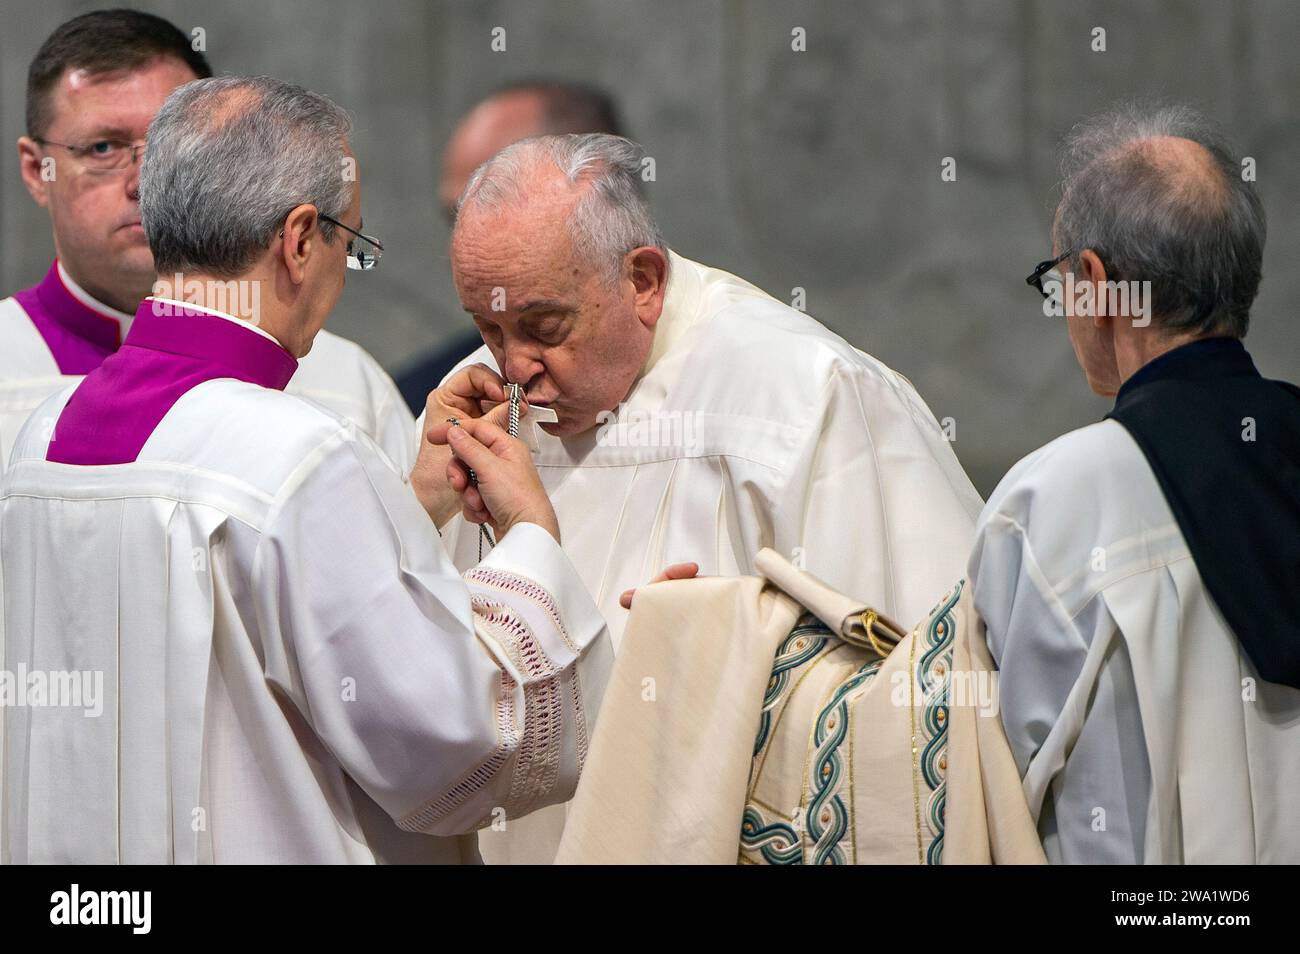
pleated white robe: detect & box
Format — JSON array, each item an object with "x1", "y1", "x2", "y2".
[
  {"x1": 0, "y1": 302, "x2": 611, "y2": 864},
  {"x1": 969, "y1": 419, "x2": 1300, "y2": 863}
]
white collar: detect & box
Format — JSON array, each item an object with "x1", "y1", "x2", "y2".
[
  {"x1": 144, "y1": 297, "x2": 288, "y2": 349},
  {"x1": 638, "y1": 249, "x2": 705, "y2": 379}
]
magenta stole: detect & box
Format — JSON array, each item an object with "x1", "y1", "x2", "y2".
[
  {"x1": 46, "y1": 300, "x2": 297, "y2": 465},
  {"x1": 13, "y1": 260, "x2": 126, "y2": 374}
]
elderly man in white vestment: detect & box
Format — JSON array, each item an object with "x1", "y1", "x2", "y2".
[
  {"x1": 419, "y1": 133, "x2": 984, "y2": 862},
  {"x1": 0, "y1": 76, "x2": 612, "y2": 864},
  {"x1": 970, "y1": 104, "x2": 1300, "y2": 864},
  {"x1": 1, "y1": 10, "x2": 416, "y2": 475}
]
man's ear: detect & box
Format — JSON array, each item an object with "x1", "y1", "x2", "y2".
[
  {"x1": 626, "y1": 246, "x2": 668, "y2": 330},
  {"x1": 1078, "y1": 248, "x2": 1111, "y2": 328},
  {"x1": 18, "y1": 137, "x2": 51, "y2": 207},
  {"x1": 279, "y1": 204, "x2": 320, "y2": 285}
]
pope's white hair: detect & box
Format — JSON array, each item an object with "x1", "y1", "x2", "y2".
[{"x1": 456, "y1": 133, "x2": 666, "y2": 284}]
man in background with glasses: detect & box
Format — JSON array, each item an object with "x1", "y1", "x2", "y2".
[
  {"x1": 969, "y1": 103, "x2": 1300, "y2": 863},
  {"x1": 2, "y1": 9, "x2": 416, "y2": 475}
]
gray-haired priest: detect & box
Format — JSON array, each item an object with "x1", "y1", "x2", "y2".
[
  {"x1": 422, "y1": 133, "x2": 985, "y2": 862},
  {"x1": 0, "y1": 76, "x2": 611, "y2": 864},
  {"x1": 2, "y1": 10, "x2": 417, "y2": 478},
  {"x1": 970, "y1": 104, "x2": 1300, "y2": 864}
]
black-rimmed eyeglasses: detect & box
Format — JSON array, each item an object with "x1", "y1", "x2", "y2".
[{"x1": 1026, "y1": 250, "x2": 1072, "y2": 299}]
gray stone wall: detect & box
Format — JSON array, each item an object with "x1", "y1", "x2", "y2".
[{"x1": 2, "y1": 0, "x2": 1296, "y2": 493}]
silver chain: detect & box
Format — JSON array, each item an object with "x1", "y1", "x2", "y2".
[{"x1": 476, "y1": 383, "x2": 523, "y2": 561}]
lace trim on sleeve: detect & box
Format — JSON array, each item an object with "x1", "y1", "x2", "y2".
[{"x1": 396, "y1": 567, "x2": 588, "y2": 831}]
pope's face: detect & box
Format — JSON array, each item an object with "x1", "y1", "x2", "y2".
[
  {"x1": 451, "y1": 197, "x2": 653, "y2": 437},
  {"x1": 20, "y1": 57, "x2": 200, "y2": 301}
]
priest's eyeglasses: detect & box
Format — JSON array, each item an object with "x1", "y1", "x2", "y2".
[
  {"x1": 34, "y1": 137, "x2": 146, "y2": 173},
  {"x1": 1026, "y1": 250, "x2": 1072, "y2": 299},
  {"x1": 319, "y1": 214, "x2": 384, "y2": 271}
]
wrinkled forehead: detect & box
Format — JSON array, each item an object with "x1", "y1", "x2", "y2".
[{"x1": 451, "y1": 192, "x2": 586, "y2": 288}]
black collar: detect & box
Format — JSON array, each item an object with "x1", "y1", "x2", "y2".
[
  {"x1": 1114, "y1": 336, "x2": 1259, "y2": 406},
  {"x1": 1106, "y1": 333, "x2": 1300, "y2": 689}
]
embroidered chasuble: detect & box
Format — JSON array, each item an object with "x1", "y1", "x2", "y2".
[{"x1": 555, "y1": 550, "x2": 1044, "y2": 864}]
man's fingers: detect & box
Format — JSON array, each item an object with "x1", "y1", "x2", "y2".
[
  {"x1": 445, "y1": 416, "x2": 514, "y2": 476},
  {"x1": 660, "y1": 562, "x2": 700, "y2": 582},
  {"x1": 427, "y1": 419, "x2": 457, "y2": 447},
  {"x1": 446, "y1": 457, "x2": 471, "y2": 492},
  {"x1": 443, "y1": 458, "x2": 488, "y2": 523},
  {"x1": 425, "y1": 363, "x2": 506, "y2": 420},
  {"x1": 429, "y1": 409, "x2": 516, "y2": 448},
  {"x1": 450, "y1": 415, "x2": 514, "y2": 457},
  {"x1": 447, "y1": 363, "x2": 506, "y2": 406},
  {"x1": 621, "y1": 563, "x2": 702, "y2": 610},
  {"x1": 481, "y1": 398, "x2": 526, "y2": 431},
  {"x1": 427, "y1": 389, "x2": 478, "y2": 419}
]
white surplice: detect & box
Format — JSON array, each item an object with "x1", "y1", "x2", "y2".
[
  {"x1": 969, "y1": 419, "x2": 1300, "y2": 864},
  {"x1": 0, "y1": 262, "x2": 417, "y2": 474},
  {"x1": 0, "y1": 360, "x2": 611, "y2": 863},
  {"x1": 438, "y1": 251, "x2": 984, "y2": 862},
  {"x1": 289, "y1": 329, "x2": 419, "y2": 474}
]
